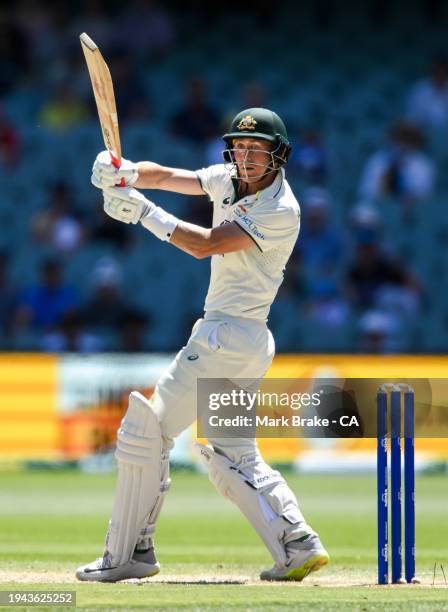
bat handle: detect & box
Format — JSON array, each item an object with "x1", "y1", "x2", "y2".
[{"x1": 110, "y1": 152, "x2": 126, "y2": 187}]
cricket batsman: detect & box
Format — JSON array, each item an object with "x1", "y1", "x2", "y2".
[{"x1": 76, "y1": 108, "x2": 329, "y2": 582}]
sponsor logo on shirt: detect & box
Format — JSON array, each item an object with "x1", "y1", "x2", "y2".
[{"x1": 234, "y1": 208, "x2": 265, "y2": 241}]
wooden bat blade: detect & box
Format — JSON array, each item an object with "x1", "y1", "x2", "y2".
[
  {"x1": 79, "y1": 32, "x2": 98, "y2": 52},
  {"x1": 80, "y1": 32, "x2": 122, "y2": 165}
]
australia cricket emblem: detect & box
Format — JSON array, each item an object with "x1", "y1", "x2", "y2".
[{"x1": 237, "y1": 115, "x2": 258, "y2": 131}]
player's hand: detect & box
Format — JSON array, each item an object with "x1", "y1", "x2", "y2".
[
  {"x1": 92, "y1": 151, "x2": 139, "y2": 189},
  {"x1": 103, "y1": 187, "x2": 154, "y2": 224}
]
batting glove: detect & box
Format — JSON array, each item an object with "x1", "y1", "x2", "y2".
[
  {"x1": 92, "y1": 151, "x2": 139, "y2": 189},
  {"x1": 103, "y1": 187, "x2": 153, "y2": 224}
]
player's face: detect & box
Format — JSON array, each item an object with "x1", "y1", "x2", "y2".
[{"x1": 232, "y1": 138, "x2": 275, "y2": 182}]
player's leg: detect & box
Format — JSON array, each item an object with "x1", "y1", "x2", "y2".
[
  {"x1": 197, "y1": 438, "x2": 329, "y2": 581},
  {"x1": 75, "y1": 343, "x2": 202, "y2": 583},
  {"x1": 76, "y1": 317, "x2": 245, "y2": 582},
  {"x1": 76, "y1": 391, "x2": 167, "y2": 582},
  {"x1": 131, "y1": 317, "x2": 276, "y2": 559}
]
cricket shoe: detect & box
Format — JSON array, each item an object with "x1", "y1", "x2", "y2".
[
  {"x1": 76, "y1": 547, "x2": 160, "y2": 582},
  {"x1": 260, "y1": 535, "x2": 329, "y2": 582}
]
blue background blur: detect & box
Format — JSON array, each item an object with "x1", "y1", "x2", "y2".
[{"x1": 1, "y1": 0, "x2": 447, "y2": 354}]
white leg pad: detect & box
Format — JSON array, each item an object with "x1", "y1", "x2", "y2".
[
  {"x1": 135, "y1": 445, "x2": 171, "y2": 551},
  {"x1": 104, "y1": 391, "x2": 163, "y2": 566},
  {"x1": 196, "y1": 443, "x2": 308, "y2": 566}
]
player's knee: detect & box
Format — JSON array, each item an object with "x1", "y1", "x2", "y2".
[
  {"x1": 115, "y1": 391, "x2": 161, "y2": 466},
  {"x1": 209, "y1": 439, "x2": 258, "y2": 464}
]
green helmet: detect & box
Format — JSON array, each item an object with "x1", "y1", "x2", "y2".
[{"x1": 222, "y1": 107, "x2": 292, "y2": 167}]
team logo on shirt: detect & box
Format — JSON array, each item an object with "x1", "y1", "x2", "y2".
[
  {"x1": 222, "y1": 196, "x2": 231, "y2": 209},
  {"x1": 237, "y1": 115, "x2": 258, "y2": 131}
]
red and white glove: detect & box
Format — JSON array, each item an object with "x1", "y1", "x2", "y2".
[{"x1": 91, "y1": 151, "x2": 139, "y2": 189}]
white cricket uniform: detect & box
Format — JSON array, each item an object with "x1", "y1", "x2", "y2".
[
  {"x1": 151, "y1": 164, "x2": 300, "y2": 447},
  {"x1": 201, "y1": 164, "x2": 300, "y2": 322},
  {"x1": 135, "y1": 165, "x2": 313, "y2": 566}
]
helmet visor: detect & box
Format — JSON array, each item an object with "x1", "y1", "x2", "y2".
[{"x1": 222, "y1": 142, "x2": 288, "y2": 182}]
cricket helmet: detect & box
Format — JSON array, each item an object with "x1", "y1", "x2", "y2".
[{"x1": 222, "y1": 107, "x2": 292, "y2": 170}]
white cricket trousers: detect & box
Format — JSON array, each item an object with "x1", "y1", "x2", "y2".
[
  {"x1": 151, "y1": 310, "x2": 275, "y2": 460},
  {"x1": 147, "y1": 311, "x2": 310, "y2": 552}
]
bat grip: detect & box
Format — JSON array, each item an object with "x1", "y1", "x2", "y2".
[{"x1": 110, "y1": 152, "x2": 125, "y2": 187}]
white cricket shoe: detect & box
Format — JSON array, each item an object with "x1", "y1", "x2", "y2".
[
  {"x1": 76, "y1": 548, "x2": 160, "y2": 582},
  {"x1": 260, "y1": 536, "x2": 330, "y2": 582}
]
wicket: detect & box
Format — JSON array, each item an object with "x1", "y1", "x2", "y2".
[{"x1": 377, "y1": 384, "x2": 417, "y2": 585}]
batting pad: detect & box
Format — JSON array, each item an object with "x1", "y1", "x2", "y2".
[
  {"x1": 196, "y1": 443, "x2": 307, "y2": 566},
  {"x1": 135, "y1": 444, "x2": 171, "y2": 551},
  {"x1": 105, "y1": 391, "x2": 162, "y2": 566}
]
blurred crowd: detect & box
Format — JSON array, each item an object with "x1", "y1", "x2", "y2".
[{"x1": 1, "y1": 1, "x2": 448, "y2": 354}]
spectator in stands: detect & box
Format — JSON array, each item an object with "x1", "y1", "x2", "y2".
[
  {"x1": 170, "y1": 76, "x2": 220, "y2": 144},
  {"x1": 30, "y1": 182, "x2": 86, "y2": 253},
  {"x1": 358, "y1": 121, "x2": 436, "y2": 203},
  {"x1": 350, "y1": 202, "x2": 381, "y2": 231},
  {"x1": 12, "y1": 259, "x2": 79, "y2": 334},
  {"x1": 349, "y1": 202, "x2": 382, "y2": 255},
  {"x1": 0, "y1": 107, "x2": 20, "y2": 169},
  {"x1": 305, "y1": 277, "x2": 350, "y2": 332},
  {"x1": 345, "y1": 232, "x2": 419, "y2": 312},
  {"x1": 118, "y1": 310, "x2": 150, "y2": 352},
  {"x1": 39, "y1": 82, "x2": 89, "y2": 132},
  {"x1": 357, "y1": 310, "x2": 402, "y2": 354},
  {"x1": 290, "y1": 129, "x2": 327, "y2": 183},
  {"x1": 0, "y1": 252, "x2": 18, "y2": 346},
  {"x1": 295, "y1": 187, "x2": 342, "y2": 275},
  {"x1": 83, "y1": 258, "x2": 147, "y2": 344},
  {"x1": 40, "y1": 311, "x2": 103, "y2": 353},
  {"x1": 407, "y1": 54, "x2": 448, "y2": 130},
  {"x1": 15, "y1": 3, "x2": 56, "y2": 66},
  {"x1": 349, "y1": 203, "x2": 422, "y2": 321}
]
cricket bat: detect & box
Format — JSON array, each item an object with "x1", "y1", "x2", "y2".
[{"x1": 79, "y1": 32, "x2": 125, "y2": 185}]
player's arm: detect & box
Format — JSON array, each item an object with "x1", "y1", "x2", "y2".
[
  {"x1": 170, "y1": 220, "x2": 253, "y2": 258},
  {"x1": 102, "y1": 187, "x2": 254, "y2": 257},
  {"x1": 134, "y1": 162, "x2": 204, "y2": 195},
  {"x1": 91, "y1": 151, "x2": 204, "y2": 196}
]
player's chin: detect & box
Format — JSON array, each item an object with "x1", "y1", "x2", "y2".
[{"x1": 239, "y1": 170, "x2": 267, "y2": 183}]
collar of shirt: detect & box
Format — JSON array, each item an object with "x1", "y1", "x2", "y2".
[{"x1": 231, "y1": 168, "x2": 284, "y2": 208}]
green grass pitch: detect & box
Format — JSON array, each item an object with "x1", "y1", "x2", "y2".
[{"x1": 0, "y1": 468, "x2": 447, "y2": 610}]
